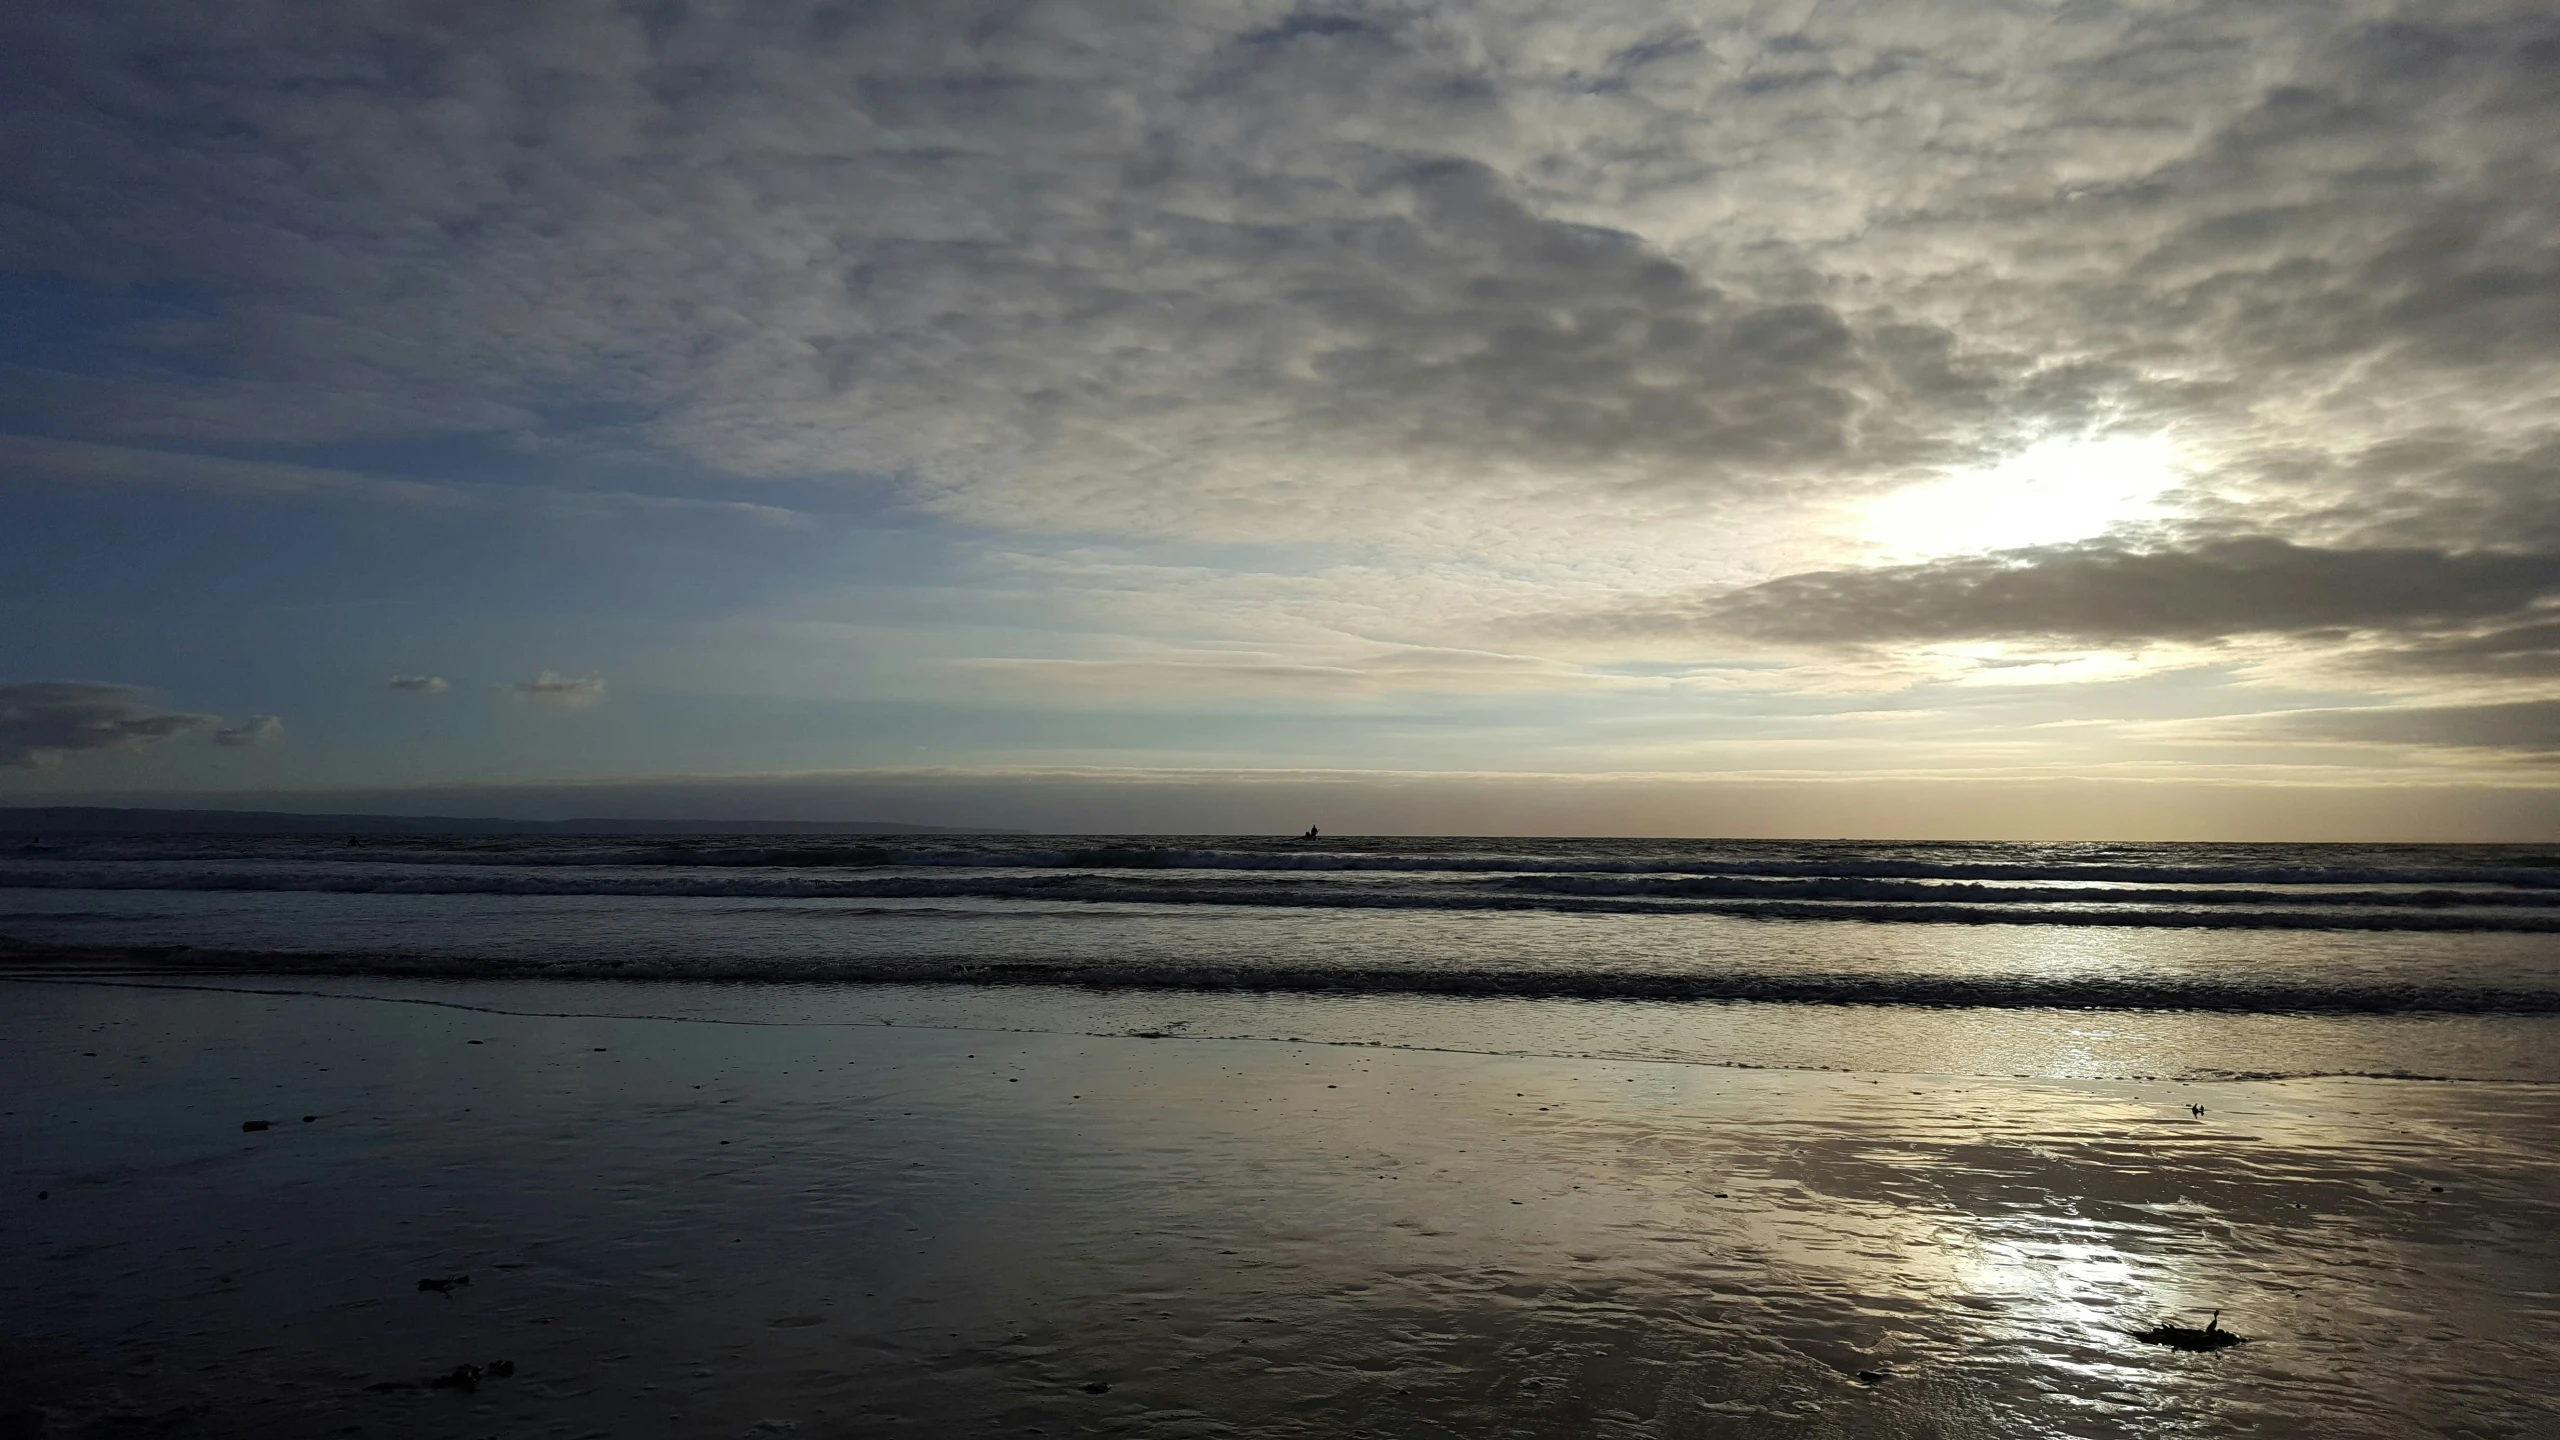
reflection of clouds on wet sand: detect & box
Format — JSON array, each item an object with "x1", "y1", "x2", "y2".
[{"x1": 3, "y1": 981, "x2": 2554, "y2": 1437}]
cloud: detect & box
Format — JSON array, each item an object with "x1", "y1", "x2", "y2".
[
  {"x1": 0, "y1": 682, "x2": 215, "y2": 767},
  {"x1": 9, "y1": 0, "x2": 2560, "y2": 808},
  {"x1": 13, "y1": 1, "x2": 2556, "y2": 561},
  {"x1": 954, "y1": 641, "x2": 1619, "y2": 701},
  {"x1": 2349, "y1": 620, "x2": 2560, "y2": 680},
  {"x1": 2263, "y1": 701, "x2": 2560, "y2": 755},
  {"x1": 388, "y1": 675, "x2": 450, "y2": 693},
  {"x1": 0, "y1": 434, "x2": 472, "y2": 508},
  {"x1": 0, "y1": 435, "x2": 809, "y2": 527},
  {"x1": 510, "y1": 672, "x2": 606, "y2": 708},
  {"x1": 1565, "y1": 539, "x2": 2560, "y2": 648},
  {"x1": 211, "y1": 714, "x2": 284, "y2": 747}
]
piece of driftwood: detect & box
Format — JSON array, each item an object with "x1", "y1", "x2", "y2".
[{"x1": 2133, "y1": 1309, "x2": 2246, "y2": 1352}]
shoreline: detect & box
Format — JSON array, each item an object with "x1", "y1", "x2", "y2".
[{"x1": 7, "y1": 969, "x2": 2558, "y2": 1091}]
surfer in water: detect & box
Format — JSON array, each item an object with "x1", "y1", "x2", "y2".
[{"x1": 1303, "y1": 825, "x2": 1319, "y2": 839}]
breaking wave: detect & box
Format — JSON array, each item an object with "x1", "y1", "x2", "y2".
[
  {"x1": 5, "y1": 938, "x2": 2556, "y2": 1014},
  {"x1": 6, "y1": 862, "x2": 2560, "y2": 932},
  {"x1": 170, "y1": 843, "x2": 2560, "y2": 889}
]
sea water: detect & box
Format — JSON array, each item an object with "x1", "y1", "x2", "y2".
[{"x1": 7, "y1": 833, "x2": 2560, "y2": 1079}]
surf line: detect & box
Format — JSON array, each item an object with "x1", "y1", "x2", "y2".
[{"x1": 0, "y1": 972, "x2": 2537, "y2": 1087}]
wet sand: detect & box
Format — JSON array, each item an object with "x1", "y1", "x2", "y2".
[{"x1": 6, "y1": 977, "x2": 2558, "y2": 1438}]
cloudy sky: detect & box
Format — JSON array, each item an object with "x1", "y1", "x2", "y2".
[{"x1": 5, "y1": 0, "x2": 2559, "y2": 837}]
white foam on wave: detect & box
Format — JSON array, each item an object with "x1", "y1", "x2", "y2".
[{"x1": 7, "y1": 862, "x2": 2560, "y2": 933}]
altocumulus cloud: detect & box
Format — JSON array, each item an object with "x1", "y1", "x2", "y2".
[
  {"x1": 388, "y1": 676, "x2": 449, "y2": 694},
  {"x1": 0, "y1": 683, "x2": 216, "y2": 768},
  {"x1": 511, "y1": 672, "x2": 607, "y2": 708},
  {"x1": 9, "y1": 0, "x2": 2557, "y2": 559}
]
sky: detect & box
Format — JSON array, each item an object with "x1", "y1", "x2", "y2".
[{"x1": 5, "y1": 0, "x2": 2560, "y2": 838}]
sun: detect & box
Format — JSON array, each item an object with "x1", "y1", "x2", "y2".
[{"x1": 1859, "y1": 433, "x2": 2185, "y2": 560}]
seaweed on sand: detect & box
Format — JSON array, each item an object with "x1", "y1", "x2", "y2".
[{"x1": 2133, "y1": 1310, "x2": 2247, "y2": 1352}]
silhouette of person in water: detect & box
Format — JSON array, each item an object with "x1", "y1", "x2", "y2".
[{"x1": 1303, "y1": 825, "x2": 1319, "y2": 839}]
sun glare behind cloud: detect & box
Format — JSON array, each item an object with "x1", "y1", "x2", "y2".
[{"x1": 1861, "y1": 434, "x2": 2184, "y2": 561}]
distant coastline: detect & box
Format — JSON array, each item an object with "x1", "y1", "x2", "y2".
[{"x1": 0, "y1": 806, "x2": 1013, "y2": 836}]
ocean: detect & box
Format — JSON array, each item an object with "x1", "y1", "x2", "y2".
[
  {"x1": 8, "y1": 832, "x2": 2560, "y2": 1077},
  {"x1": 6, "y1": 834, "x2": 2559, "y2": 1436}
]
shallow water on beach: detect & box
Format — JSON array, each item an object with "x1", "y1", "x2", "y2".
[{"x1": 6, "y1": 979, "x2": 2558, "y2": 1439}]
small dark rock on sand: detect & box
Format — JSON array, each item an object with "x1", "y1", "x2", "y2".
[
  {"x1": 2133, "y1": 1310, "x2": 2246, "y2": 1352},
  {"x1": 426, "y1": 1359, "x2": 515, "y2": 1392},
  {"x1": 1082, "y1": 1381, "x2": 1112, "y2": 1394},
  {"x1": 370, "y1": 1359, "x2": 512, "y2": 1395},
  {"x1": 1856, "y1": 1370, "x2": 1889, "y2": 1385},
  {"x1": 417, "y1": 1274, "x2": 471, "y2": 1294},
  {"x1": 240, "y1": 1120, "x2": 271, "y2": 1132}
]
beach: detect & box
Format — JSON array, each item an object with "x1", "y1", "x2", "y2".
[
  {"x1": 15, "y1": 4, "x2": 2560, "y2": 1430},
  {"x1": 8, "y1": 974, "x2": 2558, "y2": 1439},
  {"x1": 21, "y1": 2, "x2": 2560, "y2": 1430}
]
